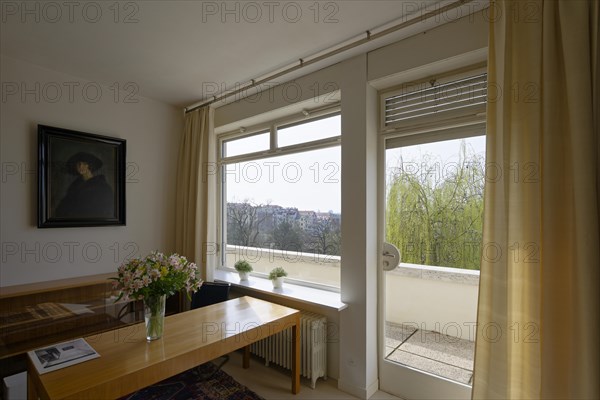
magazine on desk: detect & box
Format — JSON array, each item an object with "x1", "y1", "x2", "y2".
[{"x1": 28, "y1": 338, "x2": 100, "y2": 374}]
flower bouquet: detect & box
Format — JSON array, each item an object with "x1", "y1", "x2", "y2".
[{"x1": 111, "y1": 251, "x2": 202, "y2": 341}]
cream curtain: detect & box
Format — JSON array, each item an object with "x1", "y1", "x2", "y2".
[
  {"x1": 473, "y1": 1, "x2": 599, "y2": 399},
  {"x1": 174, "y1": 107, "x2": 215, "y2": 282}
]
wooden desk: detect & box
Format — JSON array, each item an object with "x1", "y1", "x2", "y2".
[
  {"x1": 27, "y1": 296, "x2": 301, "y2": 399},
  {"x1": 0, "y1": 273, "x2": 152, "y2": 363}
]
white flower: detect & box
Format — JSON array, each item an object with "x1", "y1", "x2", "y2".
[
  {"x1": 150, "y1": 269, "x2": 161, "y2": 280},
  {"x1": 169, "y1": 255, "x2": 182, "y2": 269}
]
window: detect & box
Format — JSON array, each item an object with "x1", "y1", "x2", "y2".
[
  {"x1": 223, "y1": 131, "x2": 269, "y2": 157},
  {"x1": 277, "y1": 117, "x2": 341, "y2": 147},
  {"x1": 218, "y1": 111, "x2": 341, "y2": 289},
  {"x1": 382, "y1": 69, "x2": 487, "y2": 271}
]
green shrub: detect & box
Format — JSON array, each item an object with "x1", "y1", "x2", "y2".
[
  {"x1": 234, "y1": 260, "x2": 253, "y2": 273},
  {"x1": 268, "y1": 266, "x2": 288, "y2": 280}
]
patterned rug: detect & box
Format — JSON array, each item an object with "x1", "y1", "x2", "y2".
[{"x1": 119, "y1": 362, "x2": 265, "y2": 400}]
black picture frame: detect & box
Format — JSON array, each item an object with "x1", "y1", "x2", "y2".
[{"x1": 38, "y1": 125, "x2": 126, "y2": 228}]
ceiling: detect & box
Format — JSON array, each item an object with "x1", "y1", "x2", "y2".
[{"x1": 1, "y1": 0, "x2": 440, "y2": 108}]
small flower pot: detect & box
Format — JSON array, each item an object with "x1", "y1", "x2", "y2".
[
  {"x1": 272, "y1": 276, "x2": 284, "y2": 289},
  {"x1": 238, "y1": 271, "x2": 249, "y2": 281}
]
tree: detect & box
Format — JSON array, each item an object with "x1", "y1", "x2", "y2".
[
  {"x1": 227, "y1": 201, "x2": 267, "y2": 247},
  {"x1": 386, "y1": 141, "x2": 484, "y2": 270},
  {"x1": 226, "y1": 201, "x2": 341, "y2": 258},
  {"x1": 305, "y1": 217, "x2": 341, "y2": 256},
  {"x1": 270, "y1": 220, "x2": 302, "y2": 252}
]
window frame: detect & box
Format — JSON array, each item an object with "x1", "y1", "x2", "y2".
[
  {"x1": 216, "y1": 104, "x2": 342, "y2": 291},
  {"x1": 219, "y1": 106, "x2": 341, "y2": 164}
]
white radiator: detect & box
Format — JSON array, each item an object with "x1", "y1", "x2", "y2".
[{"x1": 250, "y1": 311, "x2": 327, "y2": 389}]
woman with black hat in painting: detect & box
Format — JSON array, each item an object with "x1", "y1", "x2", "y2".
[{"x1": 55, "y1": 152, "x2": 114, "y2": 218}]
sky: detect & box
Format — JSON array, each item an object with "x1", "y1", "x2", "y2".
[
  {"x1": 225, "y1": 145, "x2": 342, "y2": 213},
  {"x1": 386, "y1": 135, "x2": 487, "y2": 183}
]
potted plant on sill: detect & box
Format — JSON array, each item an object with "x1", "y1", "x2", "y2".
[
  {"x1": 268, "y1": 266, "x2": 288, "y2": 289},
  {"x1": 234, "y1": 260, "x2": 253, "y2": 281}
]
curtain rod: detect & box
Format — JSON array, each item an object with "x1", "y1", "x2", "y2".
[{"x1": 184, "y1": 0, "x2": 474, "y2": 114}]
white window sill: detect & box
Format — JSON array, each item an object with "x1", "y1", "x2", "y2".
[{"x1": 213, "y1": 269, "x2": 347, "y2": 311}]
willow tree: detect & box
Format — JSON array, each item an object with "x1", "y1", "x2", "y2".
[{"x1": 386, "y1": 141, "x2": 485, "y2": 270}]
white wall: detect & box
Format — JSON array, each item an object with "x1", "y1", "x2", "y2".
[
  {"x1": 367, "y1": 10, "x2": 488, "y2": 84},
  {"x1": 225, "y1": 245, "x2": 341, "y2": 287},
  {"x1": 0, "y1": 56, "x2": 183, "y2": 286},
  {"x1": 386, "y1": 266, "x2": 480, "y2": 341}
]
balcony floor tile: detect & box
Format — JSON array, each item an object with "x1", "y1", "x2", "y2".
[
  {"x1": 385, "y1": 322, "x2": 418, "y2": 348},
  {"x1": 385, "y1": 324, "x2": 475, "y2": 385},
  {"x1": 401, "y1": 330, "x2": 474, "y2": 371},
  {"x1": 385, "y1": 346, "x2": 397, "y2": 358},
  {"x1": 386, "y1": 348, "x2": 473, "y2": 384}
]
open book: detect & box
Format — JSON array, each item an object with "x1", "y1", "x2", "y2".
[{"x1": 28, "y1": 338, "x2": 99, "y2": 374}]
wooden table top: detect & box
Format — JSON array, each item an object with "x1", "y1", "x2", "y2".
[
  {"x1": 0, "y1": 273, "x2": 114, "y2": 299},
  {"x1": 29, "y1": 296, "x2": 300, "y2": 400}
]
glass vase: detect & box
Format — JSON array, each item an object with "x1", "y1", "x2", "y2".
[{"x1": 144, "y1": 294, "x2": 166, "y2": 341}]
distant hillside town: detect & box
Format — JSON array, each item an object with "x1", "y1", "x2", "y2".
[{"x1": 227, "y1": 202, "x2": 341, "y2": 256}]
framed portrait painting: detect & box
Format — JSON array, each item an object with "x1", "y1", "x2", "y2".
[{"x1": 38, "y1": 125, "x2": 126, "y2": 228}]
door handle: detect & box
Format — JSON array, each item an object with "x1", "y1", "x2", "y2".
[{"x1": 382, "y1": 242, "x2": 400, "y2": 271}]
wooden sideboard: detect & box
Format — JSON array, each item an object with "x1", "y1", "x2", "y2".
[{"x1": 0, "y1": 273, "x2": 179, "y2": 378}]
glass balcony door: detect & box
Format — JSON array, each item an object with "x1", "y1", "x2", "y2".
[{"x1": 378, "y1": 132, "x2": 485, "y2": 399}]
